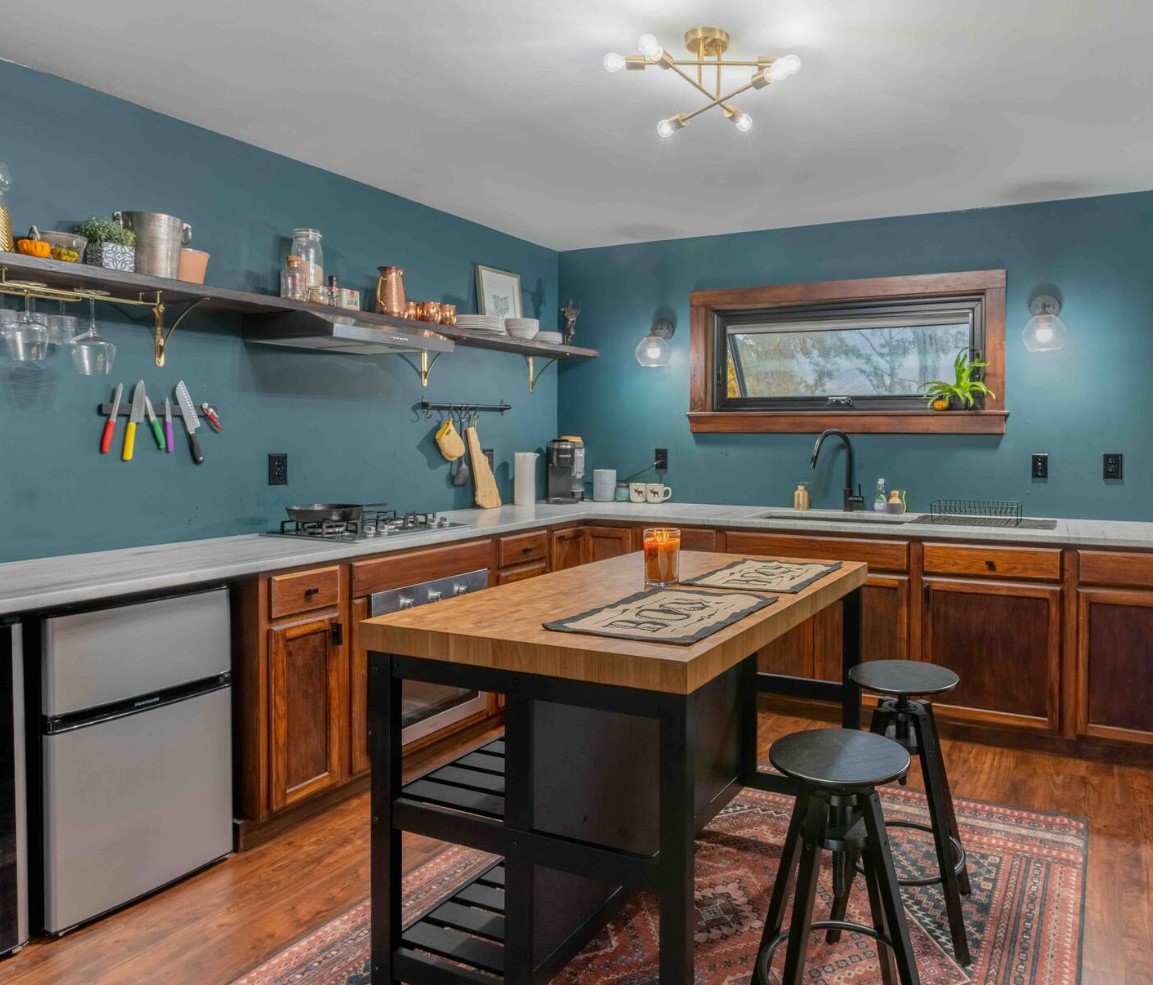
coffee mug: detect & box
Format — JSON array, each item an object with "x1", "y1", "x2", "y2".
[
  {"x1": 615, "y1": 482, "x2": 631, "y2": 502},
  {"x1": 646, "y1": 482, "x2": 673, "y2": 504},
  {"x1": 592, "y1": 468, "x2": 617, "y2": 502},
  {"x1": 628, "y1": 482, "x2": 647, "y2": 503}
]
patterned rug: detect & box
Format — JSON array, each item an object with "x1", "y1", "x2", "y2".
[{"x1": 232, "y1": 786, "x2": 1086, "y2": 985}]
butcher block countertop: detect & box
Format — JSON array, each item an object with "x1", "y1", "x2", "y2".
[{"x1": 358, "y1": 550, "x2": 867, "y2": 695}]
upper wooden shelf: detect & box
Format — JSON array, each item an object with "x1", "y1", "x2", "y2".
[{"x1": 0, "y1": 253, "x2": 598, "y2": 361}]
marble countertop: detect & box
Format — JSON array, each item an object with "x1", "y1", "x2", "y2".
[{"x1": 3, "y1": 501, "x2": 1152, "y2": 616}]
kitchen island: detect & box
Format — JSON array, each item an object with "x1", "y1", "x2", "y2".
[{"x1": 359, "y1": 550, "x2": 868, "y2": 985}]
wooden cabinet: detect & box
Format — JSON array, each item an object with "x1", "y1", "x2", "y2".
[
  {"x1": 923, "y1": 578, "x2": 1061, "y2": 732},
  {"x1": 495, "y1": 559, "x2": 548, "y2": 585},
  {"x1": 550, "y1": 527, "x2": 585, "y2": 570},
  {"x1": 585, "y1": 525, "x2": 633, "y2": 562},
  {"x1": 268, "y1": 612, "x2": 347, "y2": 809}
]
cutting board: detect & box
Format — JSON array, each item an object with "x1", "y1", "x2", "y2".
[{"x1": 466, "y1": 425, "x2": 501, "y2": 509}]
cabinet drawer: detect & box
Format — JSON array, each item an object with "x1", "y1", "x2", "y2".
[
  {"x1": 725, "y1": 531, "x2": 908, "y2": 572},
  {"x1": 269, "y1": 566, "x2": 342, "y2": 619},
  {"x1": 495, "y1": 559, "x2": 548, "y2": 585},
  {"x1": 1078, "y1": 551, "x2": 1153, "y2": 589},
  {"x1": 923, "y1": 543, "x2": 1060, "y2": 581},
  {"x1": 351, "y1": 540, "x2": 492, "y2": 596},
  {"x1": 678, "y1": 528, "x2": 719, "y2": 552},
  {"x1": 497, "y1": 531, "x2": 549, "y2": 568}
]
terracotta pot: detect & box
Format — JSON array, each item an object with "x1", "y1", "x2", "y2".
[{"x1": 178, "y1": 247, "x2": 210, "y2": 284}]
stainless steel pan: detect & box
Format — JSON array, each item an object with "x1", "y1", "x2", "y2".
[{"x1": 284, "y1": 501, "x2": 389, "y2": 524}]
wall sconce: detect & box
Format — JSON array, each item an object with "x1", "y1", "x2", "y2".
[
  {"x1": 1022, "y1": 295, "x2": 1068, "y2": 352},
  {"x1": 635, "y1": 317, "x2": 675, "y2": 367}
]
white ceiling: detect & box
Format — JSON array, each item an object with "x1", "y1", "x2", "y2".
[{"x1": 5, "y1": 0, "x2": 1152, "y2": 250}]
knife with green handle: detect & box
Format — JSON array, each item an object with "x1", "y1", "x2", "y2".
[{"x1": 144, "y1": 395, "x2": 165, "y2": 450}]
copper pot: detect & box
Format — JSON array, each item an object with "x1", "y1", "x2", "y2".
[{"x1": 376, "y1": 266, "x2": 406, "y2": 316}]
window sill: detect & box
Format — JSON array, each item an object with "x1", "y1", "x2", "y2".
[{"x1": 686, "y1": 410, "x2": 1010, "y2": 434}]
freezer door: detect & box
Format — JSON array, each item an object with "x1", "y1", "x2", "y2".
[
  {"x1": 42, "y1": 588, "x2": 229, "y2": 716},
  {"x1": 43, "y1": 687, "x2": 232, "y2": 934}
]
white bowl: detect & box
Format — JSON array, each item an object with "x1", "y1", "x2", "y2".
[
  {"x1": 508, "y1": 323, "x2": 539, "y2": 339},
  {"x1": 505, "y1": 317, "x2": 539, "y2": 328},
  {"x1": 536, "y1": 331, "x2": 563, "y2": 344}
]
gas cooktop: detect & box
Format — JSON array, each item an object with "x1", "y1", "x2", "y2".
[{"x1": 263, "y1": 509, "x2": 465, "y2": 542}]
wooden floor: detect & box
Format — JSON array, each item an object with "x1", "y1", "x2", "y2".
[{"x1": 1, "y1": 707, "x2": 1150, "y2": 985}]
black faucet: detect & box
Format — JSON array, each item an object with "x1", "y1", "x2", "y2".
[{"x1": 809, "y1": 428, "x2": 865, "y2": 511}]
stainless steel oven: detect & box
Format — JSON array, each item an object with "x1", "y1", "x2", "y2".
[{"x1": 369, "y1": 568, "x2": 489, "y2": 744}]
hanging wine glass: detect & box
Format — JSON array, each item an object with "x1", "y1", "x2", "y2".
[
  {"x1": 71, "y1": 295, "x2": 116, "y2": 375},
  {"x1": 7, "y1": 294, "x2": 48, "y2": 362},
  {"x1": 46, "y1": 299, "x2": 79, "y2": 352}
]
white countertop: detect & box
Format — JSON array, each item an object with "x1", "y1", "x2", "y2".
[{"x1": 3, "y1": 501, "x2": 1152, "y2": 616}]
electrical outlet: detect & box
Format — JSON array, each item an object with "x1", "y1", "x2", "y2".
[
  {"x1": 655, "y1": 448, "x2": 669, "y2": 471},
  {"x1": 483, "y1": 448, "x2": 494, "y2": 469},
  {"x1": 1103, "y1": 452, "x2": 1123, "y2": 480},
  {"x1": 268, "y1": 453, "x2": 288, "y2": 486},
  {"x1": 1031, "y1": 453, "x2": 1048, "y2": 479}
]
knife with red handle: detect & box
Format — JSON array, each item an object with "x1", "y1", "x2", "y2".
[{"x1": 100, "y1": 383, "x2": 122, "y2": 454}]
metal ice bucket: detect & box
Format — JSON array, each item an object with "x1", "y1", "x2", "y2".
[{"x1": 113, "y1": 211, "x2": 192, "y2": 279}]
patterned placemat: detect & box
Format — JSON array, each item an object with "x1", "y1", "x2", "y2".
[
  {"x1": 543, "y1": 588, "x2": 776, "y2": 645},
  {"x1": 682, "y1": 557, "x2": 843, "y2": 594}
]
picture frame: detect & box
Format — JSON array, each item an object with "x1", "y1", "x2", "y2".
[{"x1": 475, "y1": 264, "x2": 523, "y2": 319}]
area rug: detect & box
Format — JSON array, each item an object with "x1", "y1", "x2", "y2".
[{"x1": 232, "y1": 786, "x2": 1086, "y2": 985}]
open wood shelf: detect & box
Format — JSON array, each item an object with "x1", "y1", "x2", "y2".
[
  {"x1": 400, "y1": 737, "x2": 507, "y2": 821},
  {"x1": 0, "y1": 253, "x2": 597, "y2": 361}
]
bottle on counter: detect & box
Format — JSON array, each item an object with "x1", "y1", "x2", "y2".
[
  {"x1": 874, "y1": 477, "x2": 887, "y2": 512},
  {"x1": 279, "y1": 255, "x2": 306, "y2": 301},
  {"x1": 290, "y1": 228, "x2": 324, "y2": 291},
  {"x1": 793, "y1": 482, "x2": 810, "y2": 511},
  {"x1": 0, "y1": 162, "x2": 12, "y2": 253},
  {"x1": 327, "y1": 274, "x2": 340, "y2": 307}
]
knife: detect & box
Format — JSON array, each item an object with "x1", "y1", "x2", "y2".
[
  {"x1": 100, "y1": 383, "x2": 122, "y2": 454},
  {"x1": 145, "y1": 395, "x2": 165, "y2": 450},
  {"x1": 164, "y1": 398, "x2": 174, "y2": 454},
  {"x1": 123, "y1": 380, "x2": 145, "y2": 462},
  {"x1": 175, "y1": 380, "x2": 204, "y2": 465}
]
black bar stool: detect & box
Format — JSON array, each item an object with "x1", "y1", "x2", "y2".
[
  {"x1": 754, "y1": 728, "x2": 921, "y2": 985},
  {"x1": 830, "y1": 659, "x2": 971, "y2": 967}
]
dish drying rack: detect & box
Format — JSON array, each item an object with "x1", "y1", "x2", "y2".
[{"x1": 927, "y1": 499, "x2": 1023, "y2": 526}]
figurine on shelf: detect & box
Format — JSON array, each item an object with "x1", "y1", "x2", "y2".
[{"x1": 560, "y1": 298, "x2": 581, "y2": 344}]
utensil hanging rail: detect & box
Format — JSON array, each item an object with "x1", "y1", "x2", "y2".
[{"x1": 419, "y1": 399, "x2": 511, "y2": 417}]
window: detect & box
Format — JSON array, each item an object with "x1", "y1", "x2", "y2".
[{"x1": 689, "y1": 271, "x2": 1007, "y2": 434}]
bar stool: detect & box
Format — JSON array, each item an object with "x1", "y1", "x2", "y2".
[
  {"x1": 831, "y1": 659, "x2": 971, "y2": 967},
  {"x1": 754, "y1": 728, "x2": 921, "y2": 985}
]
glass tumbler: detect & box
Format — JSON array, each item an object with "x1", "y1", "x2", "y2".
[{"x1": 643, "y1": 527, "x2": 681, "y2": 588}]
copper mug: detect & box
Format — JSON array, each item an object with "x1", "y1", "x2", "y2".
[
  {"x1": 405, "y1": 301, "x2": 420, "y2": 320},
  {"x1": 440, "y1": 303, "x2": 457, "y2": 326},
  {"x1": 420, "y1": 301, "x2": 442, "y2": 323},
  {"x1": 376, "y1": 266, "x2": 406, "y2": 316}
]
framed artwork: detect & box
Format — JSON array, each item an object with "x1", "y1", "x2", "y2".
[{"x1": 475, "y1": 264, "x2": 523, "y2": 319}]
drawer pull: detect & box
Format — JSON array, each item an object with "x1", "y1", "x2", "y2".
[
  {"x1": 984, "y1": 560, "x2": 996, "y2": 571},
  {"x1": 304, "y1": 586, "x2": 320, "y2": 597}
]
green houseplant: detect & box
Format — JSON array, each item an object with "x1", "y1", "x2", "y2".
[
  {"x1": 923, "y1": 348, "x2": 995, "y2": 410},
  {"x1": 74, "y1": 215, "x2": 136, "y2": 272}
]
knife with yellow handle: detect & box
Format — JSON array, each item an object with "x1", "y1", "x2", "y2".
[{"x1": 122, "y1": 380, "x2": 145, "y2": 462}]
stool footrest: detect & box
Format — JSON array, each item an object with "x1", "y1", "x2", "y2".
[
  {"x1": 854, "y1": 818, "x2": 967, "y2": 888},
  {"x1": 758, "y1": 920, "x2": 895, "y2": 983}
]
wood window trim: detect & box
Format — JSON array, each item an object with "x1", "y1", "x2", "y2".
[{"x1": 688, "y1": 269, "x2": 1008, "y2": 434}]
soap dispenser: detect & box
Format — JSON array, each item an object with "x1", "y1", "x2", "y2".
[{"x1": 793, "y1": 482, "x2": 810, "y2": 511}]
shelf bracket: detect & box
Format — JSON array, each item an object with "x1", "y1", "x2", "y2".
[
  {"x1": 526, "y1": 355, "x2": 558, "y2": 393},
  {"x1": 403, "y1": 350, "x2": 442, "y2": 387},
  {"x1": 146, "y1": 294, "x2": 210, "y2": 368}
]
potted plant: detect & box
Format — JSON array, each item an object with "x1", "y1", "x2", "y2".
[
  {"x1": 923, "y1": 348, "x2": 995, "y2": 410},
  {"x1": 74, "y1": 215, "x2": 136, "y2": 272}
]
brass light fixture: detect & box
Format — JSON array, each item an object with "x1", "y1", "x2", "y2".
[{"x1": 604, "y1": 27, "x2": 801, "y2": 138}]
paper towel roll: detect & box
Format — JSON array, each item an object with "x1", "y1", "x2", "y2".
[{"x1": 514, "y1": 452, "x2": 539, "y2": 506}]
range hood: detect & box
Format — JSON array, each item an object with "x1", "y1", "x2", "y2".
[{"x1": 244, "y1": 309, "x2": 455, "y2": 355}]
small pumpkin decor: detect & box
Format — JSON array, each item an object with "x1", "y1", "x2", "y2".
[{"x1": 923, "y1": 348, "x2": 995, "y2": 411}]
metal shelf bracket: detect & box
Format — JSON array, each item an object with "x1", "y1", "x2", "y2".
[
  {"x1": 526, "y1": 355, "x2": 558, "y2": 393},
  {"x1": 403, "y1": 350, "x2": 442, "y2": 387}
]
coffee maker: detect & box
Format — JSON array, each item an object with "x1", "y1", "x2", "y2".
[{"x1": 546, "y1": 436, "x2": 585, "y2": 503}]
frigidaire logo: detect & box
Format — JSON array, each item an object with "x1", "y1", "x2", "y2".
[{"x1": 134, "y1": 695, "x2": 161, "y2": 709}]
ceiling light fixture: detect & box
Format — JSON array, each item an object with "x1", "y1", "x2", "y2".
[
  {"x1": 606, "y1": 27, "x2": 801, "y2": 138},
  {"x1": 636, "y1": 318, "x2": 675, "y2": 367},
  {"x1": 1022, "y1": 295, "x2": 1068, "y2": 351}
]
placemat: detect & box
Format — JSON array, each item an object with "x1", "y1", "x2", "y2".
[
  {"x1": 543, "y1": 588, "x2": 775, "y2": 645},
  {"x1": 681, "y1": 557, "x2": 843, "y2": 593}
]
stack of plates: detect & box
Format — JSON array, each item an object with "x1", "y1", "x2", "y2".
[
  {"x1": 456, "y1": 314, "x2": 506, "y2": 334},
  {"x1": 536, "y1": 331, "x2": 564, "y2": 345},
  {"x1": 505, "y1": 317, "x2": 539, "y2": 339}
]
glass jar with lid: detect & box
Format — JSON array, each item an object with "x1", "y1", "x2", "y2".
[{"x1": 290, "y1": 228, "x2": 324, "y2": 291}]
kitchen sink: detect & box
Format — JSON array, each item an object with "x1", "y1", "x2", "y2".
[
  {"x1": 752, "y1": 511, "x2": 1058, "y2": 530},
  {"x1": 754, "y1": 511, "x2": 911, "y2": 525}
]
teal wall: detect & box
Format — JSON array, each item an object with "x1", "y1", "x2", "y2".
[
  {"x1": 558, "y1": 193, "x2": 1153, "y2": 520},
  {"x1": 0, "y1": 60, "x2": 559, "y2": 562}
]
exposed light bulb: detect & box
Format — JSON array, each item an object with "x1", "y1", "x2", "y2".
[
  {"x1": 1022, "y1": 297, "x2": 1068, "y2": 352},
  {"x1": 734, "y1": 112, "x2": 753, "y2": 132},
  {"x1": 1034, "y1": 323, "x2": 1054, "y2": 344},
  {"x1": 656, "y1": 118, "x2": 675, "y2": 138},
  {"x1": 768, "y1": 53, "x2": 802, "y2": 81},
  {"x1": 638, "y1": 34, "x2": 663, "y2": 60},
  {"x1": 603, "y1": 52, "x2": 626, "y2": 73},
  {"x1": 635, "y1": 334, "x2": 672, "y2": 367}
]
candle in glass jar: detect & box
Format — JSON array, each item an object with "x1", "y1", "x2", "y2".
[{"x1": 643, "y1": 527, "x2": 681, "y2": 587}]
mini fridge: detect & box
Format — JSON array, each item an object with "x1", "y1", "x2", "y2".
[
  {"x1": 0, "y1": 617, "x2": 28, "y2": 955},
  {"x1": 39, "y1": 587, "x2": 232, "y2": 934}
]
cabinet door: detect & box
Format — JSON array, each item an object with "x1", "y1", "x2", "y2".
[
  {"x1": 812, "y1": 575, "x2": 911, "y2": 681},
  {"x1": 550, "y1": 528, "x2": 585, "y2": 570},
  {"x1": 349, "y1": 598, "x2": 370, "y2": 777},
  {"x1": 269, "y1": 613, "x2": 348, "y2": 809},
  {"x1": 1078, "y1": 589, "x2": 1153, "y2": 743},
  {"x1": 923, "y1": 578, "x2": 1060, "y2": 732},
  {"x1": 586, "y1": 525, "x2": 633, "y2": 563}
]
